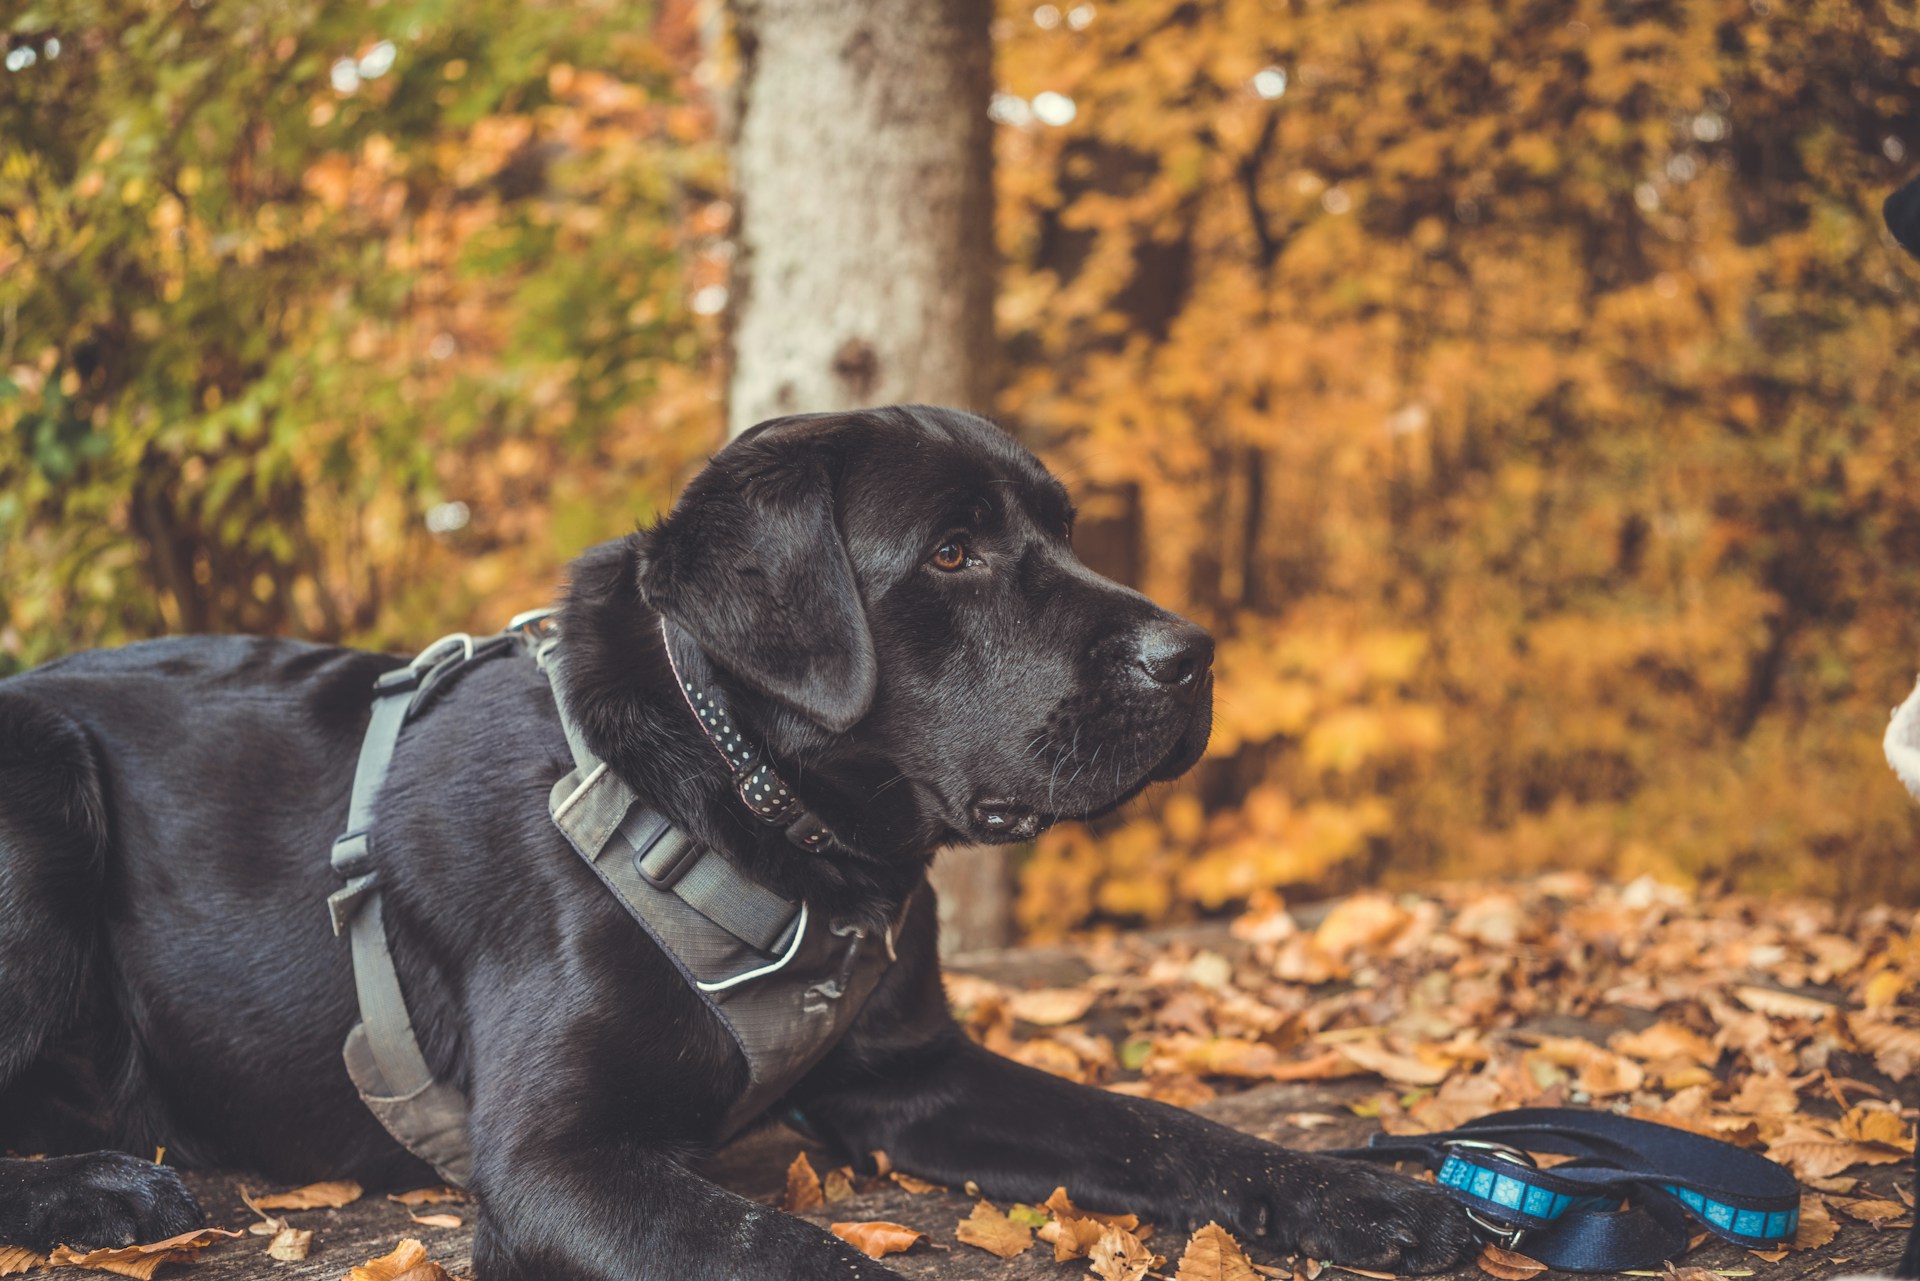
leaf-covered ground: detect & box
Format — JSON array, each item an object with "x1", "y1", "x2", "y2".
[{"x1": 27, "y1": 876, "x2": 1916, "y2": 1279}]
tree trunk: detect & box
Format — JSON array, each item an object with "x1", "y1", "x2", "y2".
[{"x1": 726, "y1": 0, "x2": 1010, "y2": 952}]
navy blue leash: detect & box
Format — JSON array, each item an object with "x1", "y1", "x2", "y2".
[{"x1": 1330, "y1": 1108, "x2": 1801, "y2": 1272}]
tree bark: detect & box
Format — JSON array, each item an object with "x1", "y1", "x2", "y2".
[
  {"x1": 726, "y1": 0, "x2": 1009, "y2": 951},
  {"x1": 727, "y1": 0, "x2": 995, "y2": 430}
]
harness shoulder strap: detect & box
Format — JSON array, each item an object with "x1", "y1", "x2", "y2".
[{"x1": 325, "y1": 634, "x2": 510, "y2": 1188}]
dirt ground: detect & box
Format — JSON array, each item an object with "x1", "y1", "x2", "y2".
[{"x1": 32, "y1": 883, "x2": 1920, "y2": 1279}]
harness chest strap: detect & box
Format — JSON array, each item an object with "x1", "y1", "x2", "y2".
[{"x1": 325, "y1": 624, "x2": 901, "y2": 1188}]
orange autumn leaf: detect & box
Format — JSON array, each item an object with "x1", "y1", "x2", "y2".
[
  {"x1": 266, "y1": 1226, "x2": 312, "y2": 1262},
  {"x1": 1791, "y1": 1196, "x2": 1840, "y2": 1252},
  {"x1": 1175, "y1": 1222, "x2": 1261, "y2": 1281},
  {"x1": 829, "y1": 1220, "x2": 925, "y2": 1259},
  {"x1": 954, "y1": 1201, "x2": 1035, "y2": 1258},
  {"x1": 46, "y1": 1227, "x2": 242, "y2": 1279},
  {"x1": 1088, "y1": 1223, "x2": 1158, "y2": 1281},
  {"x1": 0, "y1": 1247, "x2": 45, "y2": 1277},
  {"x1": 782, "y1": 1152, "x2": 824, "y2": 1213},
  {"x1": 1041, "y1": 1186, "x2": 1140, "y2": 1229},
  {"x1": 1476, "y1": 1244, "x2": 1548, "y2": 1280},
  {"x1": 890, "y1": 1171, "x2": 942, "y2": 1194},
  {"x1": 821, "y1": 1167, "x2": 855, "y2": 1203},
  {"x1": 345, "y1": 1238, "x2": 458, "y2": 1281},
  {"x1": 250, "y1": 1179, "x2": 363, "y2": 1210},
  {"x1": 388, "y1": 1187, "x2": 468, "y2": 1207},
  {"x1": 1039, "y1": 1214, "x2": 1109, "y2": 1261}
]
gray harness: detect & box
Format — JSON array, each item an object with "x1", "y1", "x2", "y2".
[{"x1": 325, "y1": 614, "x2": 900, "y2": 1187}]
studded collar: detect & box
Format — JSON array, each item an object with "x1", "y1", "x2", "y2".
[{"x1": 659, "y1": 618, "x2": 838, "y2": 853}]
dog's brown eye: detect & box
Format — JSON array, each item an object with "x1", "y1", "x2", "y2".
[{"x1": 931, "y1": 540, "x2": 968, "y2": 572}]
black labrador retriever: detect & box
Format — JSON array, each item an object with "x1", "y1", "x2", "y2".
[{"x1": 0, "y1": 406, "x2": 1472, "y2": 1278}]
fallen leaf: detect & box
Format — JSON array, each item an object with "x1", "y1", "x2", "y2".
[
  {"x1": 1748, "y1": 1249, "x2": 1788, "y2": 1263},
  {"x1": 388, "y1": 1188, "x2": 467, "y2": 1207},
  {"x1": 0, "y1": 1247, "x2": 46, "y2": 1276},
  {"x1": 1088, "y1": 1224, "x2": 1158, "y2": 1281},
  {"x1": 266, "y1": 1227, "x2": 312, "y2": 1262},
  {"x1": 1735, "y1": 986, "x2": 1839, "y2": 1021},
  {"x1": 47, "y1": 1228, "x2": 242, "y2": 1279},
  {"x1": 409, "y1": 1212, "x2": 463, "y2": 1229},
  {"x1": 1041, "y1": 1186, "x2": 1140, "y2": 1229},
  {"x1": 831, "y1": 1220, "x2": 925, "y2": 1259},
  {"x1": 1038, "y1": 1215, "x2": 1108, "y2": 1261},
  {"x1": 1476, "y1": 1244, "x2": 1547, "y2": 1280},
  {"x1": 1335, "y1": 1038, "x2": 1450, "y2": 1087},
  {"x1": 345, "y1": 1238, "x2": 457, "y2": 1281},
  {"x1": 1831, "y1": 1197, "x2": 1910, "y2": 1228},
  {"x1": 1792, "y1": 1196, "x2": 1839, "y2": 1251},
  {"x1": 1176, "y1": 1222, "x2": 1261, "y2": 1280},
  {"x1": 1611, "y1": 1022, "x2": 1719, "y2": 1067},
  {"x1": 782, "y1": 1152, "x2": 824, "y2": 1213},
  {"x1": 1850, "y1": 1017, "x2": 1920, "y2": 1081},
  {"x1": 1285, "y1": 1112, "x2": 1341, "y2": 1130},
  {"x1": 954, "y1": 1202, "x2": 1034, "y2": 1258},
  {"x1": 822, "y1": 1167, "x2": 855, "y2": 1203},
  {"x1": 891, "y1": 1171, "x2": 942, "y2": 1194},
  {"x1": 1767, "y1": 1129, "x2": 1904, "y2": 1181},
  {"x1": 1007, "y1": 987, "x2": 1100, "y2": 1025},
  {"x1": 1839, "y1": 1105, "x2": 1909, "y2": 1148},
  {"x1": 251, "y1": 1179, "x2": 363, "y2": 1210}
]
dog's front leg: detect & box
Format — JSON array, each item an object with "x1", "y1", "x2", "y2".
[
  {"x1": 465, "y1": 1103, "x2": 906, "y2": 1281},
  {"x1": 793, "y1": 1034, "x2": 1475, "y2": 1274}
]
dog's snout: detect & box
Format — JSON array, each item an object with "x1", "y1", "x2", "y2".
[{"x1": 1134, "y1": 619, "x2": 1213, "y2": 690}]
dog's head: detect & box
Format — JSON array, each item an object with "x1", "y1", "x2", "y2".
[{"x1": 638, "y1": 405, "x2": 1212, "y2": 849}]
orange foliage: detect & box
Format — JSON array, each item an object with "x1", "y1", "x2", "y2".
[{"x1": 996, "y1": 0, "x2": 1920, "y2": 933}]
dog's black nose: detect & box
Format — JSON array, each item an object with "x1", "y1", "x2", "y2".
[{"x1": 1135, "y1": 619, "x2": 1214, "y2": 689}]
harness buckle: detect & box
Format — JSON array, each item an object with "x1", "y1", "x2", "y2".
[
  {"x1": 636, "y1": 829, "x2": 700, "y2": 890},
  {"x1": 331, "y1": 831, "x2": 375, "y2": 878},
  {"x1": 374, "y1": 666, "x2": 422, "y2": 696}
]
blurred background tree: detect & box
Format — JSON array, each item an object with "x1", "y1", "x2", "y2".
[{"x1": 5, "y1": 0, "x2": 1919, "y2": 935}]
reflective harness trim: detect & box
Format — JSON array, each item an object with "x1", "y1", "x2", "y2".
[{"x1": 326, "y1": 620, "x2": 901, "y2": 1187}]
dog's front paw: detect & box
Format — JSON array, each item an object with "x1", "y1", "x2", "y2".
[
  {"x1": 0, "y1": 1151, "x2": 204, "y2": 1254},
  {"x1": 1271, "y1": 1156, "x2": 1475, "y2": 1274},
  {"x1": 1181, "y1": 1149, "x2": 1474, "y2": 1274}
]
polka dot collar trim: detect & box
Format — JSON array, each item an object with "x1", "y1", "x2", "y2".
[{"x1": 660, "y1": 617, "x2": 837, "y2": 852}]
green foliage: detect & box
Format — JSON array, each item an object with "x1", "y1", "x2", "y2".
[{"x1": 0, "y1": 0, "x2": 722, "y2": 661}]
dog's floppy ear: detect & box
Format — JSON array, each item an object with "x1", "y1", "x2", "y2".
[
  {"x1": 638, "y1": 424, "x2": 877, "y2": 732},
  {"x1": 1887, "y1": 175, "x2": 1920, "y2": 259}
]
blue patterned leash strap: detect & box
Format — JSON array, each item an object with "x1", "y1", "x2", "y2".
[{"x1": 1331, "y1": 1107, "x2": 1801, "y2": 1272}]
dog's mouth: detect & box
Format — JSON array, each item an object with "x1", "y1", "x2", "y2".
[{"x1": 961, "y1": 674, "x2": 1214, "y2": 844}]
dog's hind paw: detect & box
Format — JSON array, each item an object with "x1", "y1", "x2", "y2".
[{"x1": 0, "y1": 1151, "x2": 204, "y2": 1255}]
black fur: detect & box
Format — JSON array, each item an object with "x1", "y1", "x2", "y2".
[{"x1": 0, "y1": 406, "x2": 1473, "y2": 1277}]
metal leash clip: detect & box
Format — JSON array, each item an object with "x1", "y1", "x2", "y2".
[{"x1": 1441, "y1": 1138, "x2": 1539, "y2": 1251}]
